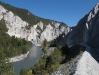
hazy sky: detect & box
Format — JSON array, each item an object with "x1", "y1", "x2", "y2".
[{"x1": 1, "y1": 0, "x2": 99, "y2": 26}]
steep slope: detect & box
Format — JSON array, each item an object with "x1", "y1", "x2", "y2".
[
  {"x1": 65, "y1": 3, "x2": 99, "y2": 75},
  {"x1": 67, "y1": 3, "x2": 99, "y2": 48},
  {"x1": 51, "y1": 3, "x2": 99, "y2": 75},
  {"x1": 74, "y1": 45, "x2": 99, "y2": 75},
  {"x1": 0, "y1": 2, "x2": 70, "y2": 46}
]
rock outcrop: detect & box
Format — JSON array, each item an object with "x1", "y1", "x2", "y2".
[
  {"x1": 66, "y1": 3, "x2": 99, "y2": 75},
  {"x1": 1, "y1": 1, "x2": 99, "y2": 75},
  {"x1": 67, "y1": 3, "x2": 99, "y2": 49},
  {"x1": 51, "y1": 3, "x2": 99, "y2": 75},
  {"x1": 0, "y1": 4, "x2": 70, "y2": 46}
]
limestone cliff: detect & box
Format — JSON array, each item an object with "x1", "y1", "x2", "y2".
[
  {"x1": 67, "y1": 3, "x2": 99, "y2": 48},
  {"x1": 0, "y1": 3, "x2": 70, "y2": 46},
  {"x1": 65, "y1": 3, "x2": 99, "y2": 75},
  {"x1": 52, "y1": 3, "x2": 99, "y2": 75}
]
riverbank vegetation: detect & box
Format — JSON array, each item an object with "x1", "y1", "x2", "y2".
[
  {"x1": 20, "y1": 43, "x2": 85, "y2": 75},
  {"x1": 41, "y1": 34, "x2": 63, "y2": 48},
  {"x1": 0, "y1": 19, "x2": 32, "y2": 57},
  {"x1": 0, "y1": 19, "x2": 32, "y2": 75},
  {"x1": 20, "y1": 44, "x2": 69, "y2": 75},
  {"x1": 55, "y1": 44, "x2": 86, "y2": 75}
]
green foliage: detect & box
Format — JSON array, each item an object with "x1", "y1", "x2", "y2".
[
  {"x1": 0, "y1": 1, "x2": 69, "y2": 75},
  {"x1": 26, "y1": 70, "x2": 34, "y2": 75},
  {"x1": 45, "y1": 47, "x2": 64, "y2": 73},
  {"x1": 20, "y1": 68, "x2": 27, "y2": 75},
  {"x1": 0, "y1": 19, "x2": 15, "y2": 75},
  {"x1": 0, "y1": 48, "x2": 15, "y2": 75},
  {"x1": 20, "y1": 68, "x2": 34, "y2": 75},
  {"x1": 68, "y1": 44, "x2": 85, "y2": 60},
  {"x1": 50, "y1": 47, "x2": 63, "y2": 64},
  {"x1": 41, "y1": 39, "x2": 48, "y2": 54},
  {"x1": 20, "y1": 43, "x2": 84, "y2": 75},
  {"x1": 0, "y1": 19, "x2": 32, "y2": 74},
  {"x1": 0, "y1": 19, "x2": 32, "y2": 57},
  {"x1": 0, "y1": 1, "x2": 59, "y2": 30},
  {"x1": 41, "y1": 39, "x2": 48, "y2": 48},
  {"x1": 41, "y1": 34, "x2": 63, "y2": 48},
  {"x1": 36, "y1": 26, "x2": 42, "y2": 32},
  {"x1": 0, "y1": 1, "x2": 67, "y2": 30},
  {"x1": 21, "y1": 46, "x2": 65, "y2": 75},
  {"x1": 19, "y1": 44, "x2": 85, "y2": 75},
  {"x1": 58, "y1": 46, "x2": 85, "y2": 75}
]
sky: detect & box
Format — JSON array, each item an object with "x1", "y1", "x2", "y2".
[{"x1": 0, "y1": 0, "x2": 99, "y2": 26}]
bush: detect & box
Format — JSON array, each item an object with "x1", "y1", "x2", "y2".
[{"x1": 24, "y1": 46, "x2": 66, "y2": 75}]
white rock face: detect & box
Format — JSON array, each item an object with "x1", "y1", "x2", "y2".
[
  {"x1": 67, "y1": 3, "x2": 99, "y2": 47},
  {"x1": 74, "y1": 52, "x2": 99, "y2": 75},
  {"x1": 0, "y1": 5, "x2": 70, "y2": 46},
  {"x1": 66, "y1": 3, "x2": 99, "y2": 75},
  {"x1": 37, "y1": 21, "x2": 43, "y2": 30},
  {"x1": 9, "y1": 51, "x2": 29, "y2": 62},
  {"x1": 0, "y1": 5, "x2": 7, "y2": 20},
  {"x1": 4, "y1": 11, "x2": 29, "y2": 38},
  {"x1": 41, "y1": 24, "x2": 59, "y2": 42},
  {"x1": 74, "y1": 45, "x2": 99, "y2": 75}
]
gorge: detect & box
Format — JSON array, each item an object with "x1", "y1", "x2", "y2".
[{"x1": 0, "y1": 1, "x2": 99, "y2": 75}]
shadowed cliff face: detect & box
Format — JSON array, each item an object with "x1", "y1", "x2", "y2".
[
  {"x1": 66, "y1": 3, "x2": 99, "y2": 48},
  {"x1": 65, "y1": 3, "x2": 99, "y2": 75}
]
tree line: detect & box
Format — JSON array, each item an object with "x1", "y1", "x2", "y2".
[{"x1": 0, "y1": 19, "x2": 32, "y2": 75}]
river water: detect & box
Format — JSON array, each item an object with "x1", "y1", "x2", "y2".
[{"x1": 13, "y1": 45, "x2": 42, "y2": 75}]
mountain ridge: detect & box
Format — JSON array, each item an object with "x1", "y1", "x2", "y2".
[
  {"x1": 52, "y1": 2, "x2": 99, "y2": 75},
  {"x1": 1, "y1": 1, "x2": 99, "y2": 75},
  {"x1": 66, "y1": 3, "x2": 99, "y2": 47},
  {"x1": 58, "y1": 3, "x2": 99, "y2": 75},
  {"x1": 0, "y1": 1, "x2": 70, "y2": 45}
]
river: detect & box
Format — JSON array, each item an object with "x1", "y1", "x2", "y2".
[{"x1": 13, "y1": 45, "x2": 42, "y2": 75}]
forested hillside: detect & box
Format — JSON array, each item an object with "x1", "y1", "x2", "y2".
[
  {"x1": 0, "y1": 1, "x2": 61, "y2": 29},
  {"x1": 0, "y1": 19, "x2": 32, "y2": 75},
  {"x1": 0, "y1": 1, "x2": 69, "y2": 75}
]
